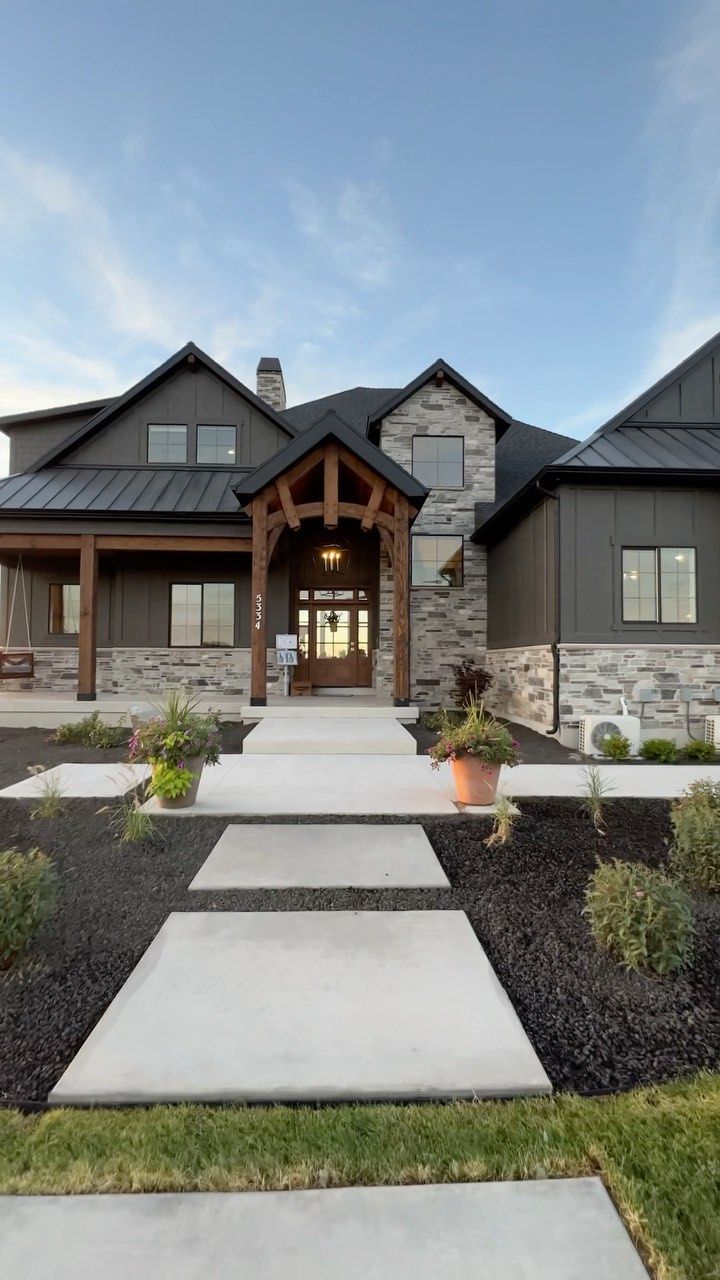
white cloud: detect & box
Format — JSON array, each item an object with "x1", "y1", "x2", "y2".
[{"x1": 289, "y1": 179, "x2": 399, "y2": 289}]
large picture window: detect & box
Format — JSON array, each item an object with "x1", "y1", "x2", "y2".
[
  {"x1": 622, "y1": 547, "x2": 697, "y2": 623},
  {"x1": 147, "y1": 424, "x2": 187, "y2": 463},
  {"x1": 48, "y1": 584, "x2": 80, "y2": 634},
  {"x1": 411, "y1": 436, "x2": 464, "y2": 488},
  {"x1": 411, "y1": 535, "x2": 464, "y2": 587},
  {"x1": 170, "y1": 583, "x2": 235, "y2": 646},
  {"x1": 197, "y1": 424, "x2": 237, "y2": 464}
]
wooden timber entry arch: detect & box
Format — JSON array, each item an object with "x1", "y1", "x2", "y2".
[{"x1": 247, "y1": 439, "x2": 413, "y2": 706}]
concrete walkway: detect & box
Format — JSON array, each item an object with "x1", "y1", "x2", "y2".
[
  {"x1": 0, "y1": 761, "x2": 149, "y2": 799},
  {"x1": 0, "y1": 1181, "x2": 649, "y2": 1278},
  {"x1": 242, "y1": 716, "x2": 416, "y2": 755},
  {"x1": 490, "y1": 761, "x2": 720, "y2": 799}
]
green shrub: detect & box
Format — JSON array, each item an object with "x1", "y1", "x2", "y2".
[
  {"x1": 584, "y1": 859, "x2": 693, "y2": 975},
  {"x1": 601, "y1": 733, "x2": 631, "y2": 760},
  {"x1": 0, "y1": 848, "x2": 57, "y2": 968},
  {"x1": 640, "y1": 737, "x2": 678, "y2": 764},
  {"x1": 683, "y1": 739, "x2": 717, "y2": 762},
  {"x1": 670, "y1": 780, "x2": 720, "y2": 891},
  {"x1": 51, "y1": 712, "x2": 123, "y2": 749}
]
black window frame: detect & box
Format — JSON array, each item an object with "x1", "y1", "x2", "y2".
[
  {"x1": 169, "y1": 582, "x2": 236, "y2": 648},
  {"x1": 48, "y1": 582, "x2": 80, "y2": 635},
  {"x1": 621, "y1": 545, "x2": 697, "y2": 625},
  {"x1": 411, "y1": 434, "x2": 465, "y2": 489},
  {"x1": 196, "y1": 423, "x2": 238, "y2": 465},
  {"x1": 411, "y1": 534, "x2": 464, "y2": 588},
  {"x1": 147, "y1": 423, "x2": 188, "y2": 464}
]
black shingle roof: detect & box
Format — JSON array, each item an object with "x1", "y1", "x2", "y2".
[
  {"x1": 282, "y1": 387, "x2": 398, "y2": 436},
  {"x1": 470, "y1": 420, "x2": 577, "y2": 529}
]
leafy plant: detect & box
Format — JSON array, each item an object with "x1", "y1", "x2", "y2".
[
  {"x1": 427, "y1": 698, "x2": 519, "y2": 768},
  {"x1": 0, "y1": 847, "x2": 57, "y2": 968},
  {"x1": 601, "y1": 733, "x2": 632, "y2": 761},
  {"x1": 670, "y1": 780, "x2": 720, "y2": 892},
  {"x1": 580, "y1": 765, "x2": 614, "y2": 834},
  {"x1": 452, "y1": 659, "x2": 493, "y2": 709},
  {"x1": 484, "y1": 794, "x2": 518, "y2": 847},
  {"x1": 683, "y1": 739, "x2": 717, "y2": 763},
  {"x1": 147, "y1": 761, "x2": 196, "y2": 800},
  {"x1": 129, "y1": 690, "x2": 221, "y2": 770},
  {"x1": 584, "y1": 859, "x2": 694, "y2": 975},
  {"x1": 50, "y1": 712, "x2": 124, "y2": 749},
  {"x1": 640, "y1": 737, "x2": 678, "y2": 764},
  {"x1": 28, "y1": 766, "x2": 67, "y2": 820}
]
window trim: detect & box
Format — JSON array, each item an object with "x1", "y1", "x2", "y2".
[
  {"x1": 621, "y1": 545, "x2": 697, "y2": 625},
  {"x1": 196, "y1": 423, "x2": 238, "y2": 465},
  {"x1": 48, "y1": 583, "x2": 80, "y2": 635},
  {"x1": 169, "y1": 582, "x2": 236, "y2": 648},
  {"x1": 411, "y1": 434, "x2": 465, "y2": 489},
  {"x1": 147, "y1": 423, "x2": 188, "y2": 464},
  {"x1": 411, "y1": 533, "x2": 464, "y2": 589}
]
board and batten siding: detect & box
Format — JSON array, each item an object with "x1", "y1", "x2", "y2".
[{"x1": 486, "y1": 497, "x2": 557, "y2": 649}]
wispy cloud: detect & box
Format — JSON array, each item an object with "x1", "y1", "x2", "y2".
[{"x1": 288, "y1": 179, "x2": 399, "y2": 289}]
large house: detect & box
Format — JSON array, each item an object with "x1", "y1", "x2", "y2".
[{"x1": 1, "y1": 332, "x2": 720, "y2": 745}]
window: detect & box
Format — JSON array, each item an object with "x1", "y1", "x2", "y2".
[
  {"x1": 197, "y1": 424, "x2": 237, "y2": 464},
  {"x1": 147, "y1": 424, "x2": 187, "y2": 463},
  {"x1": 170, "y1": 583, "x2": 235, "y2": 646},
  {"x1": 411, "y1": 535, "x2": 463, "y2": 587},
  {"x1": 49, "y1": 584, "x2": 80, "y2": 634},
  {"x1": 622, "y1": 547, "x2": 697, "y2": 623},
  {"x1": 411, "y1": 436, "x2": 464, "y2": 487}
]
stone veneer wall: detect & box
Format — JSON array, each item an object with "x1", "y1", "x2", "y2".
[
  {"x1": 484, "y1": 645, "x2": 555, "y2": 730},
  {"x1": 558, "y1": 644, "x2": 720, "y2": 741},
  {"x1": 378, "y1": 380, "x2": 495, "y2": 705},
  {"x1": 9, "y1": 648, "x2": 281, "y2": 697}
]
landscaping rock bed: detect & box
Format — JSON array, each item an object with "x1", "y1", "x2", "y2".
[{"x1": 0, "y1": 799, "x2": 718, "y2": 1105}]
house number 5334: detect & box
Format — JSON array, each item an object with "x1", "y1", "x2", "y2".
[{"x1": 254, "y1": 593, "x2": 263, "y2": 630}]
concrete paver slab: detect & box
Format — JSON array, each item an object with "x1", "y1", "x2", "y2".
[
  {"x1": 0, "y1": 761, "x2": 149, "y2": 799},
  {"x1": 243, "y1": 716, "x2": 416, "y2": 755},
  {"x1": 0, "y1": 1180, "x2": 649, "y2": 1279},
  {"x1": 49, "y1": 910, "x2": 550, "y2": 1104},
  {"x1": 189, "y1": 823, "x2": 450, "y2": 889},
  {"x1": 434, "y1": 760, "x2": 720, "y2": 801}
]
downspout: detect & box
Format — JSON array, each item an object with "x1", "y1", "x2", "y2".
[{"x1": 535, "y1": 479, "x2": 561, "y2": 735}]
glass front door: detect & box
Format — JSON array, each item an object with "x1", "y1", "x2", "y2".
[{"x1": 295, "y1": 589, "x2": 372, "y2": 687}]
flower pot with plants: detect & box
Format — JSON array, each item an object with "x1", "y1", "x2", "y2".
[
  {"x1": 427, "y1": 699, "x2": 519, "y2": 806},
  {"x1": 128, "y1": 690, "x2": 222, "y2": 810}
]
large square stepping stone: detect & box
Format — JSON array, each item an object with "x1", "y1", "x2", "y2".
[
  {"x1": 0, "y1": 1180, "x2": 649, "y2": 1278},
  {"x1": 49, "y1": 911, "x2": 551, "y2": 1104},
  {"x1": 0, "y1": 761, "x2": 149, "y2": 799},
  {"x1": 189, "y1": 823, "x2": 450, "y2": 889},
  {"x1": 243, "y1": 715, "x2": 416, "y2": 754}
]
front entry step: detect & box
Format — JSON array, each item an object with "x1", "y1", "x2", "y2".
[
  {"x1": 243, "y1": 716, "x2": 416, "y2": 755},
  {"x1": 241, "y1": 701, "x2": 419, "y2": 722}
]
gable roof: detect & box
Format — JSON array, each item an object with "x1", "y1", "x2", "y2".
[
  {"x1": 233, "y1": 409, "x2": 429, "y2": 506},
  {"x1": 282, "y1": 386, "x2": 398, "y2": 437},
  {"x1": 366, "y1": 358, "x2": 513, "y2": 438},
  {"x1": 28, "y1": 342, "x2": 299, "y2": 471}
]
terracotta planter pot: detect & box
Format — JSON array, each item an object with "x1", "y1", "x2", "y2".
[
  {"x1": 153, "y1": 756, "x2": 205, "y2": 810},
  {"x1": 450, "y1": 756, "x2": 502, "y2": 806}
]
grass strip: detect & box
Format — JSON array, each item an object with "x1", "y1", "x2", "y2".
[{"x1": 1, "y1": 1075, "x2": 718, "y2": 1280}]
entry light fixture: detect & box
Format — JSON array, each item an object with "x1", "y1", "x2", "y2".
[{"x1": 314, "y1": 540, "x2": 350, "y2": 575}]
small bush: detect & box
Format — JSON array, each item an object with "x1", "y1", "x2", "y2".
[
  {"x1": 0, "y1": 848, "x2": 57, "y2": 968},
  {"x1": 51, "y1": 712, "x2": 123, "y2": 749},
  {"x1": 452, "y1": 659, "x2": 493, "y2": 709},
  {"x1": 640, "y1": 737, "x2": 678, "y2": 764},
  {"x1": 584, "y1": 859, "x2": 693, "y2": 975},
  {"x1": 601, "y1": 733, "x2": 631, "y2": 760},
  {"x1": 28, "y1": 766, "x2": 66, "y2": 820},
  {"x1": 683, "y1": 739, "x2": 717, "y2": 762},
  {"x1": 670, "y1": 780, "x2": 720, "y2": 891}
]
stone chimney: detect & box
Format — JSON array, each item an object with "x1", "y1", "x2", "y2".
[{"x1": 256, "y1": 357, "x2": 286, "y2": 412}]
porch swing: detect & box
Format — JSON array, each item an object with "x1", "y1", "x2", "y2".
[{"x1": 0, "y1": 557, "x2": 35, "y2": 679}]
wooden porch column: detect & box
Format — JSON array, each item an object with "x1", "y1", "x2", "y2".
[
  {"x1": 77, "y1": 534, "x2": 98, "y2": 701},
  {"x1": 250, "y1": 496, "x2": 268, "y2": 704},
  {"x1": 393, "y1": 493, "x2": 410, "y2": 705}
]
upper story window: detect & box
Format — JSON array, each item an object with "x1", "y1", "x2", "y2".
[
  {"x1": 622, "y1": 547, "x2": 697, "y2": 623},
  {"x1": 49, "y1": 584, "x2": 80, "y2": 634},
  {"x1": 411, "y1": 435, "x2": 464, "y2": 488},
  {"x1": 170, "y1": 583, "x2": 235, "y2": 647},
  {"x1": 197, "y1": 424, "x2": 237, "y2": 464},
  {"x1": 411, "y1": 534, "x2": 464, "y2": 587},
  {"x1": 147, "y1": 424, "x2": 187, "y2": 463}
]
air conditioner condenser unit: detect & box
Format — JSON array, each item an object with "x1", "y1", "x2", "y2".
[
  {"x1": 578, "y1": 715, "x2": 641, "y2": 757},
  {"x1": 705, "y1": 717, "x2": 720, "y2": 748}
]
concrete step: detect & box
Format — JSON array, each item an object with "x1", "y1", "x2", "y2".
[
  {"x1": 241, "y1": 700, "x2": 419, "y2": 722},
  {"x1": 243, "y1": 716, "x2": 417, "y2": 755}
]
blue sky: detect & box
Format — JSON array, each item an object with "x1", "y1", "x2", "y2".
[{"x1": 1, "y1": 0, "x2": 719, "y2": 474}]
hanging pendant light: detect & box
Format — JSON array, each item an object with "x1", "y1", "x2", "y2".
[{"x1": 313, "y1": 539, "x2": 350, "y2": 575}]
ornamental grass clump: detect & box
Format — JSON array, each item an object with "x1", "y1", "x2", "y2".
[
  {"x1": 0, "y1": 848, "x2": 57, "y2": 969},
  {"x1": 670, "y1": 779, "x2": 720, "y2": 891},
  {"x1": 128, "y1": 690, "x2": 221, "y2": 801},
  {"x1": 584, "y1": 859, "x2": 693, "y2": 976},
  {"x1": 427, "y1": 699, "x2": 519, "y2": 769}
]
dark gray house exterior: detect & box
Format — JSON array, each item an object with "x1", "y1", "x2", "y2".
[{"x1": 2, "y1": 330, "x2": 720, "y2": 740}]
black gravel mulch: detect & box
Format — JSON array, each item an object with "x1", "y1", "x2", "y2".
[{"x1": 0, "y1": 797, "x2": 718, "y2": 1106}]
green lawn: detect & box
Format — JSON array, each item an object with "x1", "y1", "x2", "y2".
[{"x1": 1, "y1": 1075, "x2": 718, "y2": 1280}]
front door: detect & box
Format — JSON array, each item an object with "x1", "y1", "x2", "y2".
[{"x1": 296, "y1": 589, "x2": 372, "y2": 688}]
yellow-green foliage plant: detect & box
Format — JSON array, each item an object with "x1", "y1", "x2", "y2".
[
  {"x1": 584, "y1": 859, "x2": 693, "y2": 975},
  {"x1": 670, "y1": 780, "x2": 720, "y2": 892},
  {"x1": 0, "y1": 848, "x2": 57, "y2": 968}
]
